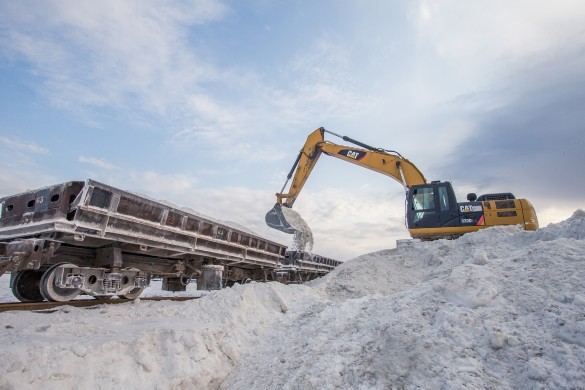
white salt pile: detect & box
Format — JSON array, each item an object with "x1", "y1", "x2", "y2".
[{"x1": 1, "y1": 210, "x2": 584, "y2": 389}]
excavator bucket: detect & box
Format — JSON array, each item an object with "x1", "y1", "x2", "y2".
[{"x1": 265, "y1": 203, "x2": 298, "y2": 234}]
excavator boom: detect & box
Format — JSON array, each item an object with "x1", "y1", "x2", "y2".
[
  {"x1": 266, "y1": 127, "x2": 426, "y2": 234},
  {"x1": 275, "y1": 128, "x2": 426, "y2": 204}
]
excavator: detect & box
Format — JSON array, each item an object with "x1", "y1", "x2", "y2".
[{"x1": 266, "y1": 127, "x2": 538, "y2": 240}]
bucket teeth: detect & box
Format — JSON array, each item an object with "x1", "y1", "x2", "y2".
[{"x1": 265, "y1": 204, "x2": 298, "y2": 234}]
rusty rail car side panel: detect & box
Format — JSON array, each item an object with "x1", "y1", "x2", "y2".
[
  {"x1": 0, "y1": 180, "x2": 341, "y2": 293},
  {"x1": 0, "y1": 180, "x2": 288, "y2": 270},
  {"x1": 74, "y1": 180, "x2": 289, "y2": 266}
]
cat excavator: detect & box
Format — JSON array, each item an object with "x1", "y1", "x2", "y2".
[{"x1": 266, "y1": 127, "x2": 538, "y2": 240}]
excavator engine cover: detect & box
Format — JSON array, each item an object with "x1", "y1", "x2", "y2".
[{"x1": 265, "y1": 204, "x2": 298, "y2": 234}]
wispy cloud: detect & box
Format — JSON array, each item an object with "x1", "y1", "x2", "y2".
[
  {"x1": 411, "y1": 0, "x2": 585, "y2": 78},
  {"x1": 0, "y1": 0, "x2": 229, "y2": 121},
  {"x1": 1, "y1": 1, "x2": 375, "y2": 164},
  {"x1": 405, "y1": 0, "x2": 585, "y2": 186},
  {"x1": 78, "y1": 156, "x2": 119, "y2": 170},
  {"x1": 166, "y1": 33, "x2": 383, "y2": 162},
  {"x1": 265, "y1": 36, "x2": 383, "y2": 129},
  {"x1": 289, "y1": 187, "x2": 410, "y2": 259},
  {"x1": 99, "y1": 170, "x2": 199, "y2": 199},
  {"x1": 0, "y1": 136, "x2": 49, "y2": 154},
  {"x1": 127, "y1": 170, "x2": 198, "y2": 196},
  {"x1": 406, "y1": 0, "x2": 585, "y2": 215},
  {"x1": 0, "y1": 1, "x2": 388, "y2": 166},
  {"x1": 442, "y1": 46, "x2": 585, "y2": 202}
]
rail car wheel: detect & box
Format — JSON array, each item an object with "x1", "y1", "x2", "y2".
[
  {"x1": 40, "y1": 263, "x2": 81, "y2": 302},
  {"x1": 119, "y1": 287, "x2": 144, "y2": 299},
  {"x1": 11, "y1": 270, "x2": 44, "y2": 302}
]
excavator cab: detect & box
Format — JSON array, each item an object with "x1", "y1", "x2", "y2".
[
  {"x1": 407, "y1": 181, "x2": 460, "y2": 230},
  {"x1": 406, "y1": 181, "x2": 538, "y2": 239}
]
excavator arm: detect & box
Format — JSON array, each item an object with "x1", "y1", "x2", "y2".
[
  {"x1": 266, "y1": 127, "x2": 427, "y2": 234},
  {"x1": 274, "y1": 128, "x2": 325, "y2": 207}
]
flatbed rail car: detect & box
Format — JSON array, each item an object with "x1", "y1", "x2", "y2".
[{"x1": 0, "y1": 180, "x2": 341, "y2": 302}]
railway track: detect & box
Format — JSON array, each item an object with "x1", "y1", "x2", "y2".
[{"x1": 0, "y1": 296, "x2": 200, "y2": 313}]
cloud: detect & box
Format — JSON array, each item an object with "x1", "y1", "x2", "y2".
[
  {"x1": 277, "y1": 37, "x2": 381, "y2": 123},
  {"x1": 404, "y1": 0, "x2": 585, "y2": 113},
  {"x1": 286, "y1": 187, "x2": 410, "y2": 260},
  {"x1": 412, "y1": 0, "x2": 585, "y2": 65},
  {"x1": 78, "y1": 156, "x2": 119, "y2": 170},
  {"x1": 0, "y1": 171, "x2": 58, "y2": 198},
  {"x1": 1, "y1": 1, "x2": 377, "y2": 164},
  {"x1": 0, "y1": 2, "x2": 411, "y2": 167},
  {"x1": 96, "y1": 170, "x2": 199, "y2": 200},
  {"x1": 0, "y1": 136, "x2": 49, "y2": 154},
  {"x1": 165, "y1": 34, "x2": 382, "y2": 163},
  {"x1": 0, "y1": 134, "x2": 56, "y2": 196},
  {"x1": 441, "y1": 43, "x2": 585, "y2": 204},
  {"x1": 406, "y1": 0, "x2": 585, "y2": 216},
  {"x1": 0, "y1": 0, "x2": 229, "y2": 121}
]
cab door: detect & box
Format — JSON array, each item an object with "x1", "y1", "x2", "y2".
[
  {"x1": 407, "y1": 185, "x2": 439, "y2": 228},
  {"x1": 436, "y1": 183, "x2": 459, "y2": 227}
]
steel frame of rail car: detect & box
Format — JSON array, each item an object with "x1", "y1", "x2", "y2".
[
  {"x1": 0, "y1": 179, "x2": 340, "y2": 302},
  {"x1": 273, "y1": 250, "x2": 343, "y2": 284}
]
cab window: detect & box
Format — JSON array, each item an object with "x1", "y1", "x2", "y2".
[
  {"x1": 412, "y1": 187, "x2": 435, "y2": 210},
  {"x1": 438, "y1": 185, "x2": 450, "y2": 212},
  {"x1": 411, "y1": 187, "x2": 435, "y2": 223}
]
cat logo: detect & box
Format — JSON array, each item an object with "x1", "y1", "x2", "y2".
[
  {"x1": 338, "y1": 149, "x2": 366, "y2": 161},
  {"x1": 460, "y1": 205, "x2": 483, "y2": 213}
]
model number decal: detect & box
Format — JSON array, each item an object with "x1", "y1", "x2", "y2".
[
  {"x1": 460, "y1": 205, "x2": 483, "y2": 213},
  {"x1": 338, "y1": 149, "x2": 366, "y2": 161}
]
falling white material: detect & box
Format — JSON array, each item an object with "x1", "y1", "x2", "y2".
[
  {"x1": 1, "y1": 210, "x2": 584, "y2": 389},
  {"x1": 280, "y1": 206, "x2": 314, "y2": 252}
]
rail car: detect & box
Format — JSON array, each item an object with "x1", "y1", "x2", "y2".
[{"x1": 0, "y1": 180, "x2": 341, "y2": 302}]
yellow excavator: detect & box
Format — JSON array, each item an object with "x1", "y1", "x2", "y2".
[{"x1": 266, "y1": 127, "x2": 538, "y2": 240}]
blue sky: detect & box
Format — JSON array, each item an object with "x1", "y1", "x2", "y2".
[{"x1": 1, "y1": 0, "x2": 584, "y2": 260}]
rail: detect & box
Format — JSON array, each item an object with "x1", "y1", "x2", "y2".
[{"x1": 0, "y1": 296, "x2": 200, "y2": 313}]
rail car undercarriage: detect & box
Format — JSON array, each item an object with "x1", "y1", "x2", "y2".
[{"x1": 0, "y1": 180, "x2": 341, "y2": 302}]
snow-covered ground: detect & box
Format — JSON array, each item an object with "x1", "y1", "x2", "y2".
[{"x1": 1, "y1": 211, "x2": 584, "y2": 389}]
